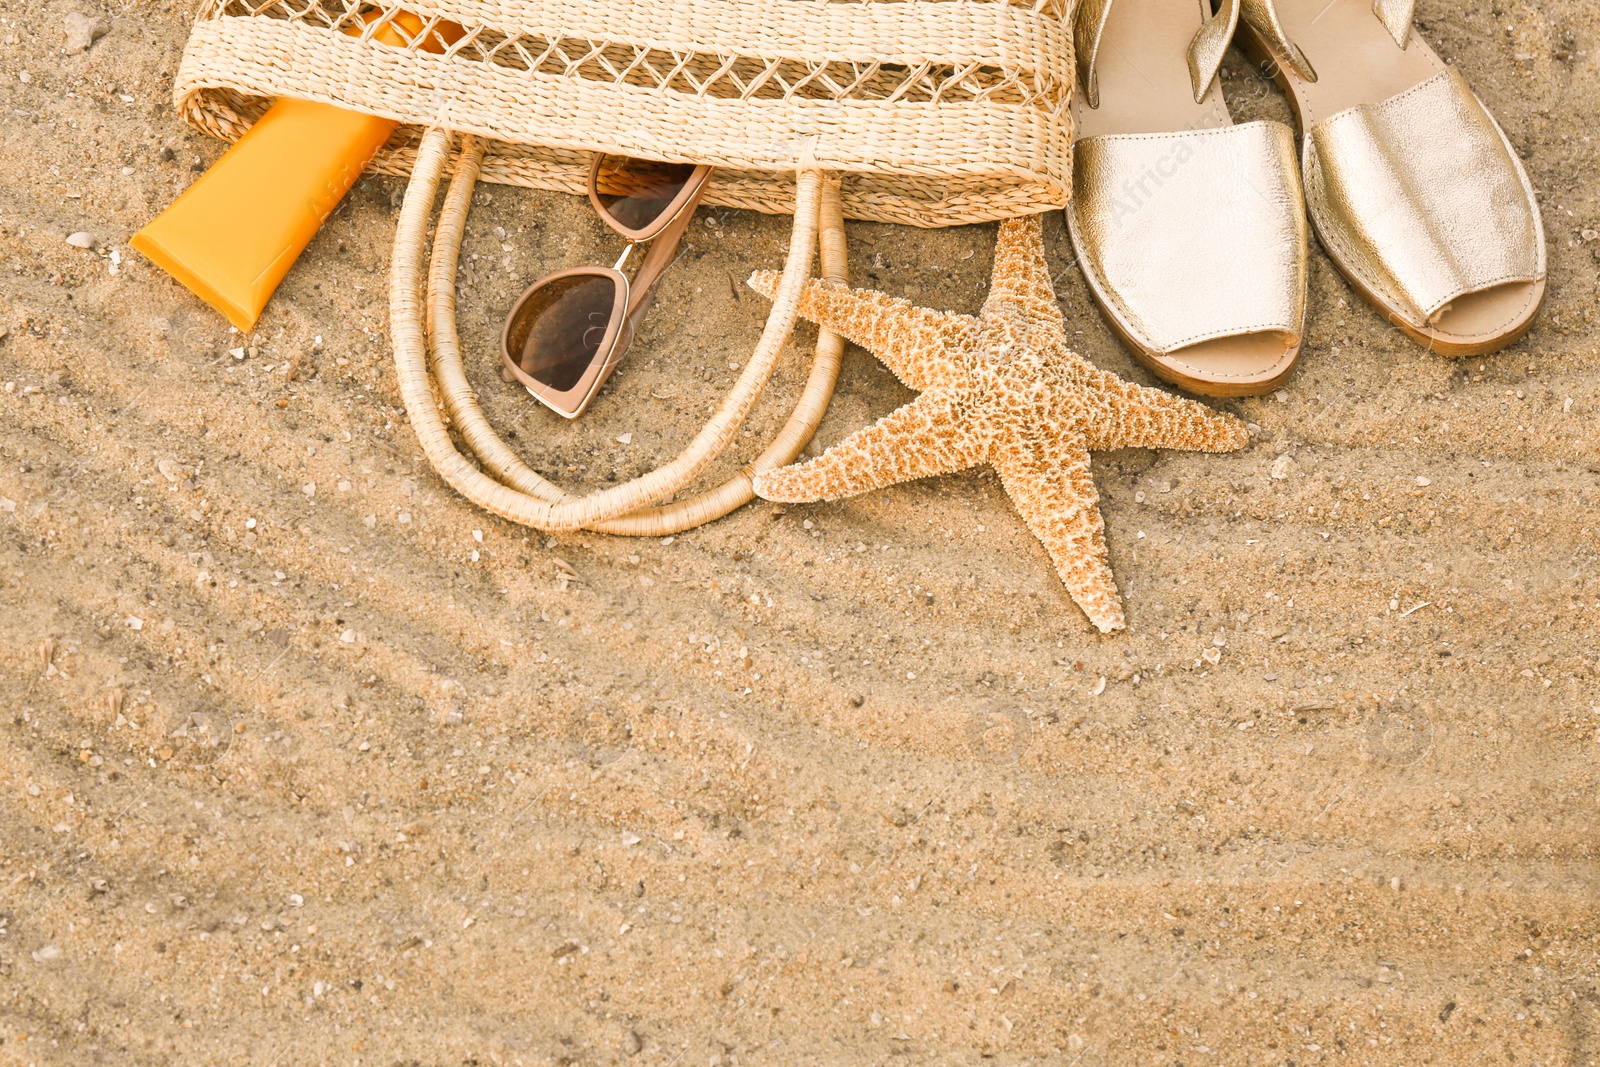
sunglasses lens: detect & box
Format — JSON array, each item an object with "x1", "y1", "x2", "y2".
[
  {"x1": 594, "y1": 156, "x2": 698, "y2": 232},
  {"x1": 511, "y1": 273, "x2": 620, "y2": 393}
]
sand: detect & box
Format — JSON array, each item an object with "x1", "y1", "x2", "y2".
[{"x1": 2, "y1": 0, "x2": 1598, "y2": 1063}]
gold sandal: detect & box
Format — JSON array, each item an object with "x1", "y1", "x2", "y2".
[
  {"x1": 1067, "y1": 0, "x2": 1308, "y2": 398},
  {"x1": 1236, "y1": 0, "x2": 1546, "y2": 356}
]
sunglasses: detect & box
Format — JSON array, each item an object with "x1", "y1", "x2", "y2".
[{"x1": 500, "y1": 155, "x2": 714, "y2": 419}]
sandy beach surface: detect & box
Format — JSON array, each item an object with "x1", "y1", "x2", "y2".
[{"x1": 3, "y1": 0, "x2": 1599, "y2": 1063}]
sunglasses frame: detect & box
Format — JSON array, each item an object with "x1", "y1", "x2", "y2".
[{"x1": 500, "y1": 156, "x2": 714, "y2": 419}]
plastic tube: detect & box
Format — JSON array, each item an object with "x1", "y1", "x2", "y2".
[{"x1": 132, "y1": 12, "x2": 456, "y2": 330}]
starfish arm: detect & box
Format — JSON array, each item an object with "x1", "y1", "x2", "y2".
[
  {"x1": 748, "y1": 272, "x2": 973, "y2": 391},
  {"x1": 992, "y1": 435, "x2": 1126, "y2": 634},
  {"x1": 753, "y1": 389, "x2": 982, "y2": 503},
  {"x1": 982, "y1": 217, "x2": 1070, "y2": 345},
  {"x1": 1080, "y1": 369, "x2": 1251, "y2": 454}
]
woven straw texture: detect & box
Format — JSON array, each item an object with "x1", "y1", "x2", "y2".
[{"x1": 174, "y1": 0, "x2": 1075, "y2": 227}]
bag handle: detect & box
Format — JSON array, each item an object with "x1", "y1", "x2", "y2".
[{"x1": 390, "y1": 127, "x2": 847, "y2": 534}]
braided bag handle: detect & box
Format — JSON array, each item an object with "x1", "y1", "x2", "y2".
[{"x1": 390, "y1": 127, "x2": 848, "y2": 534}]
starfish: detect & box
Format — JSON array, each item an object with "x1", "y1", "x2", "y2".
[{"x1": 748, "y1": 216, "x2": 1250, "y2": 633}]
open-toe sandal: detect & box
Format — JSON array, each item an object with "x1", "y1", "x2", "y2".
[
  {"x1": 1067, "y1": 0, "x2": 1308, "y2": 398},
  {"x1": 1236, "y1": 0, "x2": 1546, "y2": 356}
]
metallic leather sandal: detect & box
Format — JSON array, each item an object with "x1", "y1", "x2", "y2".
[
  {"x1": 1236, "y1": 0, "x2": 1546, "y2": 357},
  {"x1": 1068, "y1": 0, "x2": 1308, "y2": 398}
]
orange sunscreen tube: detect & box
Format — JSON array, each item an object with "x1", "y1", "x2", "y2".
[{"x1": 132, "y1": 13, "x2": 455, "y2": 331}]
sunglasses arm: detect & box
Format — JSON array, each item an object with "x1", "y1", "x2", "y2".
[{"x1": 620, "y1": 181, "x2": 705, "y2": 328}]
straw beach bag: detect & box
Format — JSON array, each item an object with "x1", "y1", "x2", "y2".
[{"x1": 172, "y1": 0, "x2": 1077, "y2": 533}]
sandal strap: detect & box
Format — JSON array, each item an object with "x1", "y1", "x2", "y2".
[
  {"x1": 1239, "y1": 0, "x2": 1317, "y2": 81},
  {"x1": 1186, "y1": 0, "x2": 1240, "y2": 105},
  {"x1": 1070, "y1": 122, "x2": 1307, "y2": 357},
  {"x1": 1075, "y1": 0, "x2": 1240, "y2": 109},
  {"x1": 1304, "y1": 70, "x2": 1543, "y2": 325},
  {"x1": 1242, "y1": 0, "x2": 1415, "y2": 77},
  {"x1": 1372, "y1": 0, "x2": 1416, "y2": 48},
  {"x1": 1072, "y1": 0, "x2": 1115, "y2": 109}
]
